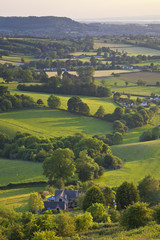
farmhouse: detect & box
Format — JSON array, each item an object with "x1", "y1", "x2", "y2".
[{"x1": 44, "y1": 190, "x2": 86, "y2": 211}]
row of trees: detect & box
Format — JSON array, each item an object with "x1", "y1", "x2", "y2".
[
  {"x1": 0, "y1": 131, "x2": 123, "y2": 184},
  {"x1": 0, "y1": 86, "x2": 35, "y2": 112}
]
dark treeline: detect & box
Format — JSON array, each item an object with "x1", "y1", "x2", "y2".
[
  {"x1": 0, "y1": 86, "x2": 35, "y2": 112},
  {"x1": 17, "y1": 69, "x2": 112, "y2": 97}
]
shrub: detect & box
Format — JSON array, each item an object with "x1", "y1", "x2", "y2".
[
  {"x1": 97, "y1": 212, "x2": 111, "y2": 223},
  {"x1": 153, "y1": 204, "x2": 160, "y2": 224},
  {"x1": 47, "y1": 94, "x2": 61, "y2": 109},
  {"x1": 86, "y1": 203, "x2": 105, "y2": 221},
  {"x1": 120, "y1": 202, "x2": 152, "y2": 229},
  {"x1": 55, "y1": 212, "x2": 75, "y2": 237},
  {"x1": 75, "y1": 212, "x2": 93, "y2": 232},
  {"x1": 108, "y1": 209, "x2": 120, "y2": 223}
]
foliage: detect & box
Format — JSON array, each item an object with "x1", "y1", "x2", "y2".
[
  {"x1": 82, "y1": 186, "x2": 105, "y2": 211},
  {"x1": 103, "y1": 187, "x2": 115, "y2": 206},
  {"x1": 86, "y1": 203, "x2": 105, "y2": 221},
  {"x1": 116, "y1": 181, "x2": 140, "y2": 210},
  {"x1": 32, "y1": 231, "x2": 62, "y2": 240},
  {"x1": 28, "y1": 193, "x2": 44, "y2": 213},
  {"x1": 108, "y1": 209, "x2": 120, "y2": 223},
  {"x1": 75, "y1": 212, "x2": 93, "y2": 232},
  {"x1": 112, "y1": 132, "x2": 123, "y2": 145},
  {"x1": 47, "y1": 94, "x2": 61, "y2": 109},
  {"x1": 67, "y1": 96, "x2": 90, "y2": 115},
  {"x1": 43, "y1": 148, "x2": 75, "y2": 182},
  {"x1": 120, "y1": 202, "x2": 152, "y2": 229},
  {"x1": 94, "y1": 105, "x2": 105, "y2": 118},
  {"x1": 55, "y1": 212, "x2": 75, "y2": 237},
  {"x1": 138, "y1": 175, "x2": 160, "y2": 205}
]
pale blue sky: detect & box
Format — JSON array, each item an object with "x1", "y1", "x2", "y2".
[{"x1": 1, "y1": 0, "x2": 160, "y2": 19}]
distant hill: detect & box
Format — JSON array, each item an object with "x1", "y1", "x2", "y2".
[
  {"x1": 0, "y1": 16, "x2": 160, "y2": 37},
  {"x1": 0, "y1": 16, "x2": 86, "y2": 37}
]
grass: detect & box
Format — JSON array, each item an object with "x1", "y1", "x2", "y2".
[
  {"x1": 0, "y1": 109, "x2": 113, "y2": 138},
  {"x1": 0, "y1": 158, "x2": 46, "y2": 186},
  {"x1": 94, "y1": 40, "x2": 160, "y2": 56},
  {"x1": 94, "y1": 139, "x2": 160, "y2": 187},
  {"x1": 1, "y1": 54, "x2": 39, "y2": 63},
  {"x1": 0, "y1": 186, "x2": 45, "y2": 212}
]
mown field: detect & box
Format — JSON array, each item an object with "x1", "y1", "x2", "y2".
[
  {"x1": 0, "y1": 109, "x2": 113, "y2": 138},
  {"x1": 94, "y1": 40, "x2": 160, "y2": 56},
  {"x1": 94, "y1": 139, "x2": 160, "y2": 187}
]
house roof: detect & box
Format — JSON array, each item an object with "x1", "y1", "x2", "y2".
[
  {"x1": 44, "y1": 201, "x2": 66, "y2": 210},
  {"x1": 55, "y1": 190, "x2": 86, "y2": 199}
]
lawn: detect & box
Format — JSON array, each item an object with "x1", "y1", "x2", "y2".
[
  {"x1": 0, "y1": 109, "x2": 113, "y2": 138},
  {"x1": 0, "y1": 158, "x2": 46, "y2": 186},
  {"x1": 94, "y1": 139, "x2": 160, "y2": 187}
]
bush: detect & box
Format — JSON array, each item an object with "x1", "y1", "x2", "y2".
[
  {"x1": 82, "y1": 186, "x2": 105, "y2": 211},
  {"x1": 47, "y1": 94, "x2": 61, "y2": 109},
  {"x1": 75, "y1": 212, "x2": 93, "y2": 232},
  {"x1": 86, "y1": 203, "x2": 105, "y2": 221},
  {"x1": 108, "y1": 209, "x2": 120, "y2": 223},
  {"x1": 97, "y1": 212, "x2": 111, "y2": 223},
  {"x1": 153, "y1": 204, "x2": 160, "y2": 224},
  {"x1": 55, "y1": 212, "x2": 75, "y2": 237},
  {"x1": 120, "y1": 202, "x2": 152, "y2": 229}
]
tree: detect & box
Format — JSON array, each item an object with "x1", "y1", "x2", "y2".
[
  {"x1": 43, "y1": 148, "x2": 75, "y2": 182},
  {"x1": 37, "y1": 99, "x2": 44, "y2": 105},
  {"x1": 22, "y1": 70, "x2": 33, "y2": 82},
  {"x1": 138, "y1": 175, "x2": 160, "y2": 205},
  {"x1": 112, "y1": 132, "x2": 123, "y2": 145},
  {"x1": 120, "y1": 202, "x2": 152, "y2": 229},
  {"x1": 47, "y1": 94, "x2": 61, "y2": 109},
  {"x1": 29, "y1": 193, "x2": 44, "y2": 213},
  {"x1": 103, "y1": 154, "x2": 122, "y2": 169},
  {"x1": 94, "y1": 106, "x2": 105, "y2": 118},
  {"x1": 75, "y1": 212, "x2": 93, "y2": 232},
  {"x1": 67, "y1": 96, "x2": 82, "y2": 113},
  {"x1": 82, "y1": 186, "x2": 105, "y2": 211},
  {"x1": 76, "y1": 66, "x2": 95, "y2": 84},
  {"x1": 86, "y1": 203, "x2": 105, "y2": 221},
  {"x1": 76, "y1": 150, "x2": 100, "y2": 182},
  {"x1": 103, "y1": 187, "x2": 115, "y2": 206},
  {"x1": 79, "y1": 102, "x2": 90, "y2": 116},
  {"x1": 125, "y1": 81, "x2": 128, "y2": 87},
  {"x1": 116, "y1": 181, "x2": 140, "y2": 210},
  {"x1": 55, "y1": 212, "x2": 75, "y2": 237},
  {"x1": 0, "y1": 132, "x2": 9, "y2": 149}
]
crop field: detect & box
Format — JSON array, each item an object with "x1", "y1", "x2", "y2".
[
  {"x1": 1, "y1": 54, "x2": 39, "y2": 63},
  {"x1": 118, "y1": 72, "x2": 160, "y2": 85},
  {"x1": 0, "y1": 109, "x2": 113, "y2": 138},
  {"x1": 94, "y1": 40, "x2": 160, "y2": 56},
  {"x1": 0, "y1": 186, "x2": 45, "y2": 212},
  {"x1": 0, "y1": 158, "x2": 46, "y2": 186},
  {"x1": 94, "y1": 139, "x2": 160, "y2": 187},
  {"x1": 47, "y1": 69, "x2": 134, "y2": 78}
]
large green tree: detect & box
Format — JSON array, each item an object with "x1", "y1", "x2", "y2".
[
  {"x1": 82, "y1": 186, "x2": 105, "y2": 211},
  {"x1": 116, "y1": 181, "x2": 140, "y2": 210},
  {"x1": 43, "y1": 148, "x2": 75, "y2": 181}
]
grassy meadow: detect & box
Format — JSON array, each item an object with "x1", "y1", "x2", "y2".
[
  {"x1": 94, "y1": 139, "x2": 160, "y2": 187},
  {"x1": 0, "y1": 158, "x2": 46, "y2": 185},
  {"x1": 94, "y1": 39, "x2": 160, "y2": 56},
  {"x1": 0, "y1": 186, "x2": 45, "y2": 212},
  {"x1": 0, "y1": 109, "x2": 113, "y2": 138}
]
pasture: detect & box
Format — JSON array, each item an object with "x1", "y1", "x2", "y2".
[
  {"x1": 94, "y1": 139, "x2": 160, "y2": 187},
  {"x1": 0, "y1": 186, "x2": 45, "y2": 212},
  {"x1": 0, "y1": 158, "x2": 46, "y2": 186},
  {"x1": 94, "y1": 40, "x2": 160, "y2": 56},
  {"x1": 0, "y1": 109, "x2": 113, "y2": 138}
]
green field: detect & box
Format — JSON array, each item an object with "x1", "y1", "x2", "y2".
[
  {"x1": 0, "y1": 158, "x2": 46, "y2": 185},
  {"x1": 1, "y1": 54, "x2": 39, "y2": 64},
  {"x1": 94, "y1": 40, "x2": 160, "y2": 56},
  {"x1": 0, "y1": 109, "x2": 113, "y2": 138},
  {"x1": 94, "y1": 139, "x2": 160, "y2": 187},
  {"x1": 0, "y1": 186, "x2": 45, "y2": 212}
]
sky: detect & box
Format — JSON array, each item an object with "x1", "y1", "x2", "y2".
[{"x1": 1, "y1": 0, "x2": 160, "y2": 20}]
